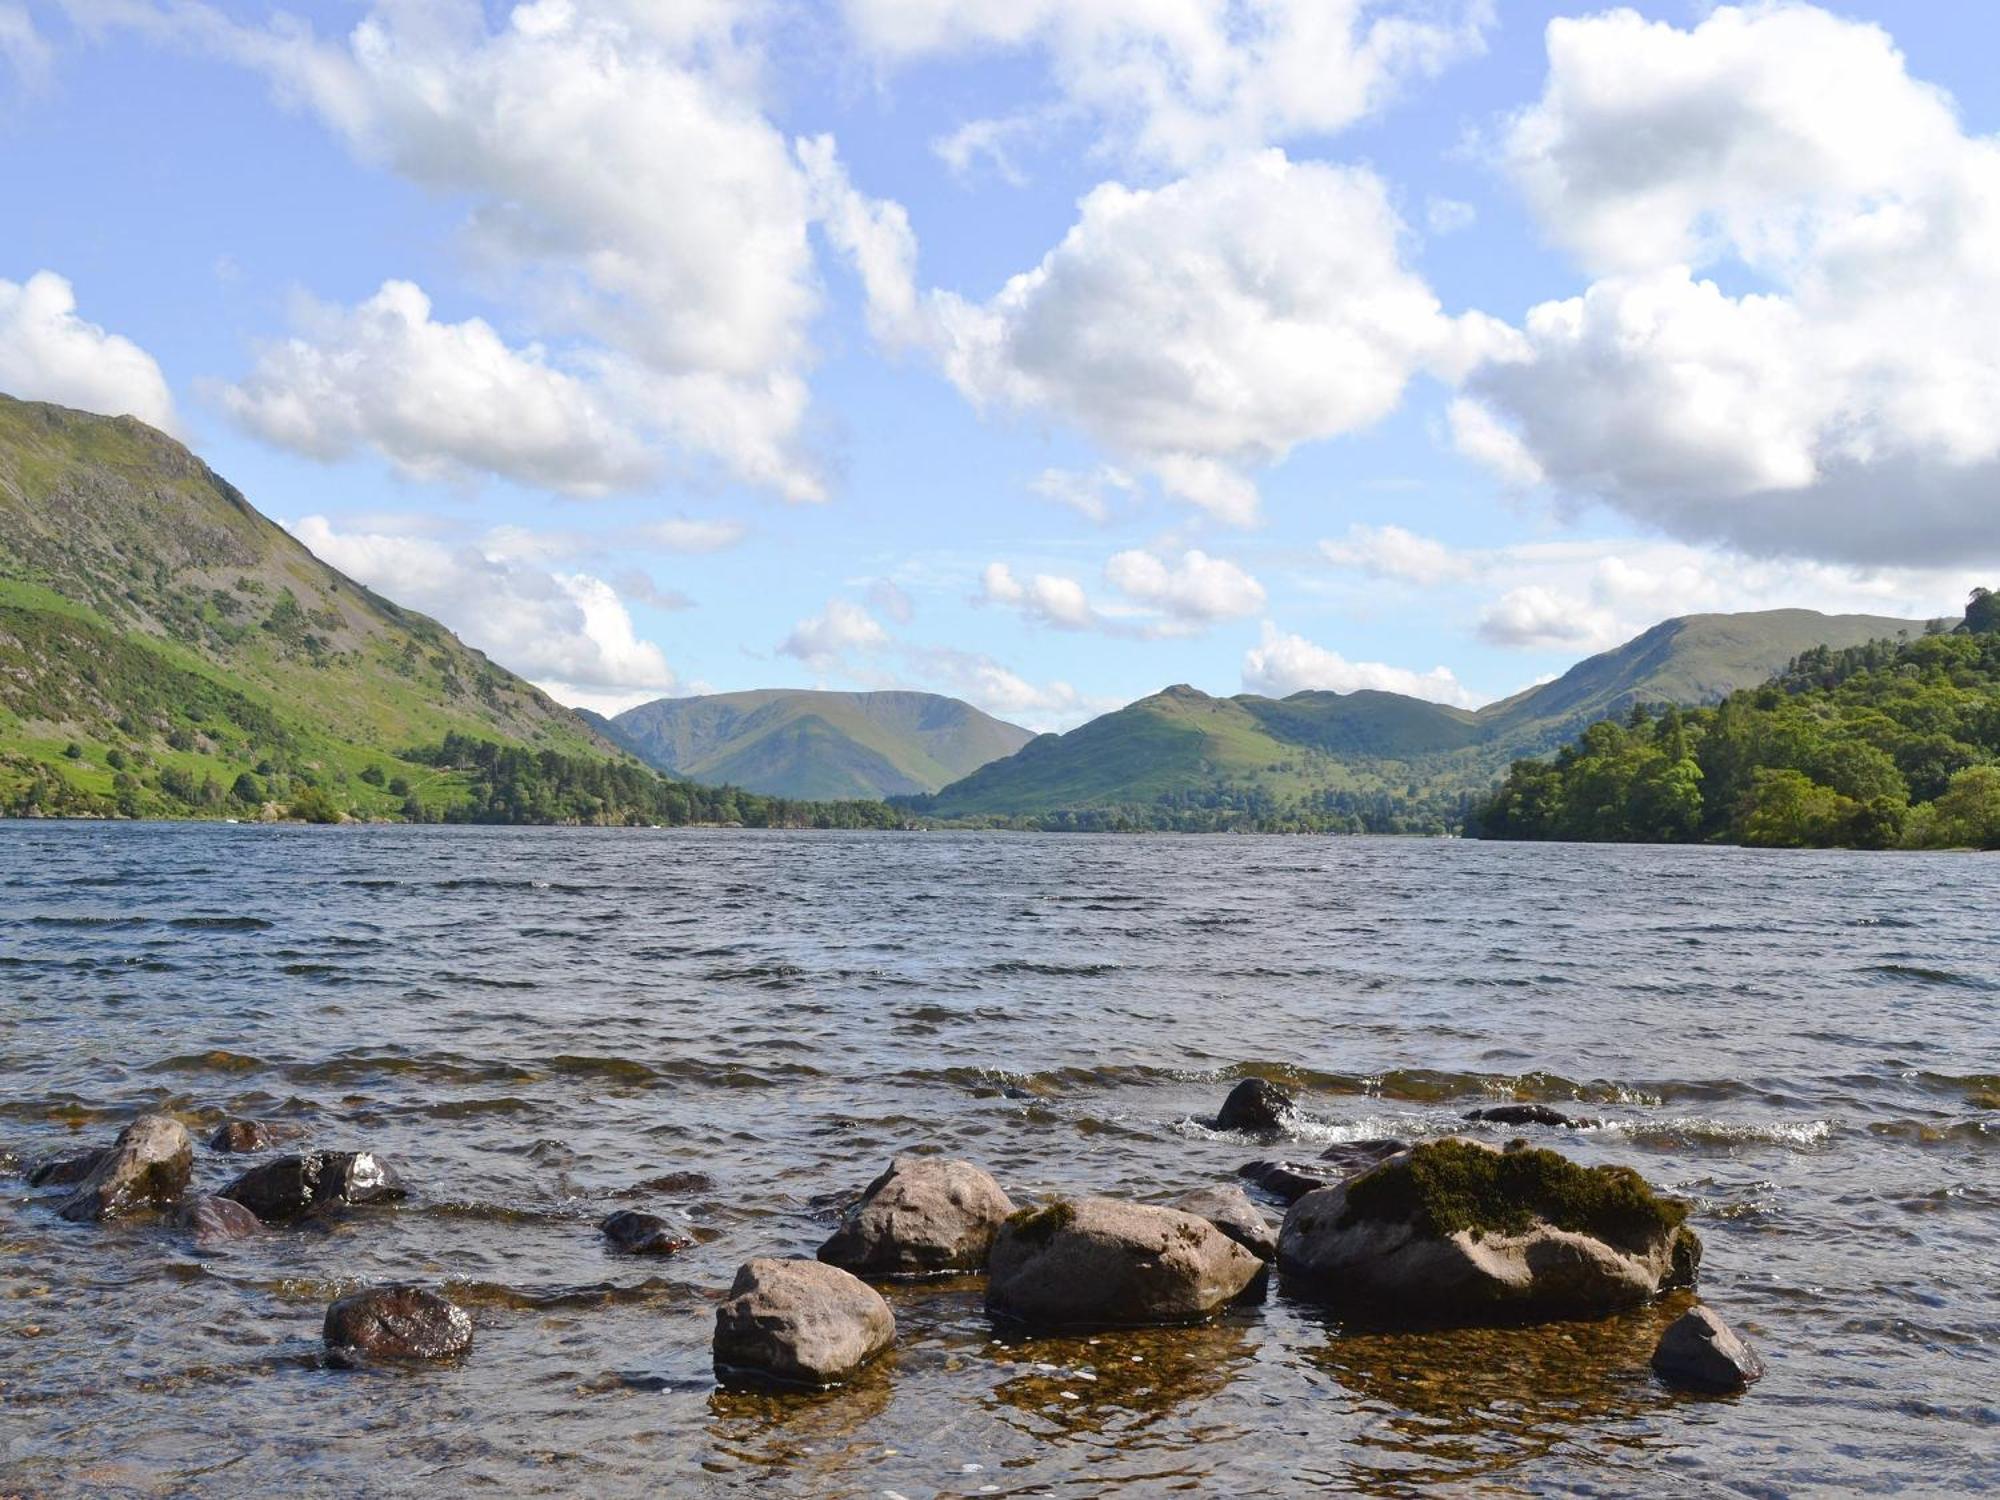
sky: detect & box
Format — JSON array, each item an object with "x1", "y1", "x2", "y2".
[{"x1": 2, "y1": 0, "x2": 1997, "y2": 728}]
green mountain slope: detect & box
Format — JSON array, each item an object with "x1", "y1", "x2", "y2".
[
  {"x1": 0, "y1": 393, "x2": 617, "y2": 818},
  {"x1": 607, "y1": 689, "x2": 1034, "y2": 799},
  {"x1": 925, "y1": 608, "x2": 1932, "y2": 831}
]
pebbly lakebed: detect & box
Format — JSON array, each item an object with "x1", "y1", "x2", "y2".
[{"x1": 1, "y1": 822, "x2": 1995, "y2": 1496}]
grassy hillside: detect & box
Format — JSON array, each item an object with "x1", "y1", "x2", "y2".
[
  {"x1": 608, "y1": 688, "x2": 1034, "y2": 799},
  {"x1": 1478, "y1": 594, "x2": 2000, "y2": 848},
  {"x1": 922, "y1": 609, "x2": 1933, "y2": 831},
  {"x1": 0, "y1": 394, "x2": 898, "y2": 826}
]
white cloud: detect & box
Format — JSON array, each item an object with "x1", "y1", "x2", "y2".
[
  {"x1": 1469, "y1": 3, "x2": 2000, "y2": 565},
  {"x1": 632, "y1": 517, "x2": 748, "y2": 554},
  {"x1": 867, "y1": 577, "x2": 915, "y2": 624},
  {"x1": 778, "y1": 598, "x2": 890, "y2": 667},
  {"x1": 931, "y1": 151, "x2": 1493, "y2": 524},
  {"x1": 1104, "y1": 548, "x2": 1265, "y2": 625},
  {"x1": 899, "y1": 644, "x2": 1112, "y2": 733},
  {"x1": 220, "y1": 281, "x2": 653, "y2": 493},
  {"x1": 89, "y1": 0, "x2": 855, "y2": 500},
  {"x1": 1320, "y1": 523, "x2": 1477, "y2": 586},
  {"x1": 1, "y1": 4, "x2": 52, "y2": 90},
  {"x1": 1425, "y1": 196, "x2": 1476, "y2": 235},
  {"x1": 0, "y1": 271, "x2": 177, "y2": 432},
  {"x1": 1242, "y1": 622, "x2": 1477, "y2": 707},
  {"x1": 288, "y1": 514, "x2": 676, "y2": 713},
  {"x1": 980, "y1": 561, "x2": 1099, "y2": 631},
  {"x1": 1445, "y1": 396, "x2": 1542, "y2": 489},
  {"x1": 844, "y1": 0, "x2": 1491, "y2": 171},
  {"x1": 1476, "y1": 584, "x2": 1615, "y2": 650},
  {"x1": 1030, "y1": 464, "x2": 1134, "y2": 523}
]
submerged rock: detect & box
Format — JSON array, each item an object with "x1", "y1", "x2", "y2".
[
  {"x1": 324, "y1": 1286, "x2": 473, "y2": 1366},
  {"x1": 1319, "y1": 1138, "x2": 1410, "y2": 1177},
  {"x1": 56, "y1": 1115, "x2": 193, "y2": 1223},
  {"x1": 1652, "y1": 1305, "x2": 1764, "y2": 1392},
  {"x1": 1465, "y1": 1104, "x2": 1596, "y2": 1129},
  {"x1": 26, "y1": 1147, "x2": 109, "y2": 1189},
  {"x1": 208, "y1": 1119, "x2": 306, "y2": 1154},
  {"x1": 176, "y1": 1194, "x2": 263, "y2": 1246},
  {"x1": 1169, "y1": 1183, "x2": 1278, "y2": 1260},
  {"x1": 220, "y1": 1151, "x2": 406, "y2": 1223},
  {"x1": 611, "y1": 1170, "x2": 714, "y2": 1199},
  {"x1": 1215, "y1": 1078, "x2": 1295, "y2": 1133},
  {"x1": 986, "y1": 1198, "x2": 1264, "y2": 1328},
  {"x1": 713, "y1": 1258, "x2": 895, "y2": 1388},
  {"x1": 599, "y1": 1209, "x2": 693, "y2": 1256},
  {"x1": 1279, "y1": 1138, "x2": 1694, "y2": 1325},
  {"x1": 817, "y1": 1156, "x2": 1015, "y2": 1276},
  {"x1": 1236, "y1": 1160, "x2": 1332, "y2": 1204}
]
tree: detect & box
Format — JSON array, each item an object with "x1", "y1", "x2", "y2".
[
  {"x1": 1967, "y1": 587, "x2": 2000, "y2": 635},
  {"x1": 1740, "y1": 769, "x2": 1855, "y2": 848}
]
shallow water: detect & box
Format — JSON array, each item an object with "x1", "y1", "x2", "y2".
[{"x1": 1, "y1": 823, "x2": 1996, "y2": 1496}]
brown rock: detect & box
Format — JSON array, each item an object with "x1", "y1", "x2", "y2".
[
  {"x1": 817, "y1": 1156, "x2": 1014, "y2": 1276},
  {"x1": 986, "y1": 1198, "x2": 1263, "y2": 1328},
  {"x1": 324, "y1": 1285, "x2": 473, "y2": 1366},
  {"x1": 713, "y1": 1258, "x2": 895, "y2": 1388},
  {"x1": 56, "y1": 1115, "x2": 193, "y2": 1222}
]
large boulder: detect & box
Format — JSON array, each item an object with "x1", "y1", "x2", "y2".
[
  {"x1": 324, "y1": 1286, "x2": 473, "y2": 1366},
  {"x1": 817, "y1": 1156, "x2": 1014, "y2": 1276},
  {"x1": 712, "y1": 1258, "x2": 895, "y2": 1388},
  {"x1": 56, "y1": 1115, "x2": 193, "y2": 1222},
  {"x1": 219, "y1": 1151, "x2": 406, "y2": 1223},
  {"x1": 1652, "y1": 1305, "x2": 1765, "y2": 1392},
  {"x1": 1215, "y1": 1078, "x2": 1294, "y2": 1133},
  {"x1": 1169, "y1": 1184, "x2": 1277, "y2": 1260},
  {"x1": 26, "y1": 1147, "x2": 108, "y2": 1189},
  {"x1": 176, "y1": 1194, "x2": 264, "y2": 1246},
  {"x1": 986, "y1": 1198, "x2": 1264, "y2": 1328},
  {"x1": 1278, "y1": 1138, "x2": 1694, "y2": 1325},
  {"x1": 599, "y1": 1209, "x2": 693, "y2": 1256},
  {"x1": 208, "y1": 1119, "x2": 307, "y2": 1154}
]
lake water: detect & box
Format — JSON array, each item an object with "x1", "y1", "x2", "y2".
[{"x1": 1, "y1": 824, "x2": 1995, "y2": 1496}]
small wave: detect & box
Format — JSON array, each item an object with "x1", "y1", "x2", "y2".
[
  {"x1": 1864, "y1": 963, "x2": 1993, "y2": 990},
  {"x1": 167, "y1": 916, "x2": 274, "y2": 931},
  {"x1": 982, "y1": 960, "x2": 1120, "y2": 977},
  {"x1": 24, "y1": 915, "x2": 150, "y2": 928},
  {"x1": 1596, "y1": 1115, "x2": 1836, "y2": 1148}
]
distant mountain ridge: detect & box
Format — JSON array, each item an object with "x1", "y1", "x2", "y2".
[
  {"x1": 923, "y1": 608, "x2": 1933, "y2": 829},
  {"x1": 606, "y1": 688, "x2": 1035, "y2": 800}
]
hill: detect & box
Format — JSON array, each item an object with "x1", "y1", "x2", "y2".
[
  {"x1": 0, "y1": 394, "x2": 894, "y2": 827},
  {"x1": 606, "y1": 689, "x2": 1034, "y2": 799},
  {"x1": 921, "y1": 609, "x2": 1932, "y2": 831},
  {"x1": 1477, "y1": 593, "x2": 2000, "y2": 848}
]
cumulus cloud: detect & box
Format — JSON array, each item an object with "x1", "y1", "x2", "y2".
[
  {"x1": 1242, "y1": 622, "x2": 1478, "y2": 707},
  {"x1": 899, "y1": 644, "x2": 1107, "y2": 732},
  {"x1": 929, "y1": 151, "x2": 1501, "y2": 524},
  {"x1": 1476, "y1": 584, "x2": 1614, "y2": 650},
  {"x1": 0, "y1": 271, "x2": 177, "y2": 431},
  {"x1": 1103, "y1": 548, "x2": 1265, "y2": 625},
  {"x1": 85, "y1": 0, "x2": 878, "y2": 500},
  {"x1": 1320, "y1": 523, "x2": 1477, "y2": 585},
  {"x1": 288, "y1": 515, "x2": 676, "y2": 714},
  {"x1": 778, "y1": 598, "x2": 890, "y2": 668},
  {"x1": 1466, "y1": 3, "x2": 2000, "y2": 565},
  {"x1": 1030, "y1": 464, "x2": 1134, "y2": 523},
  {"x1": 220, "y1": 281, "x2": 654, "y2": 493},
  {"x1": 980, "y1": 561, "x2": 1099, "y2": 630},
  {"x1": 844, "y1": 0, "x2": 1491, "y2": 171}
]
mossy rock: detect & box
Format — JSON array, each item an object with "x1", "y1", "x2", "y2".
[
  {"x1": 1004, "y1": 1200, "x2": 1077, "y2": 1246},
  {"x1": 1338, "y1": 1139, "x2": 1687, "y2": 1253}
]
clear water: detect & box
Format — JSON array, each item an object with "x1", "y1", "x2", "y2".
[{"x1": 1, "y1": 824, "x2": 1995, "y2": 1496}]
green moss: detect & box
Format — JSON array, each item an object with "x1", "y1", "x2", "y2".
[
  {"x1": 1339, "y1": 1140, "x2": 1687, "y2": 1253},
  {"x1": 1005, "y1": 1201, "x2": 1076, "y2": 1246}
]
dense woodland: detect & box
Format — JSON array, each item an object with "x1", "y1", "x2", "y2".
[{"x1": 1475, "y1": 590, "x2": 2000, "y2": 849}]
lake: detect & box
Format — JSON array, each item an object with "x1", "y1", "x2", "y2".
[{"x1": 1, "y1": 824, "x2": 1995, "y2": 1495}]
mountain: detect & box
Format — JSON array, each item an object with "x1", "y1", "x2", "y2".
[
  {"x1": 924, "y1": 608, "x2": 1933, "y2": 830},
  {"x1": 605, "y1": 689, "x2": 1035, "y2": 800},
  {"x1": 0, "y1": 393, "x2": 617, "y2": 818}
]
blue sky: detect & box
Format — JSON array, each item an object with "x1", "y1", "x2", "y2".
[{"x1": 3, "y1": 1, "x2": 1997, "y2": 726}]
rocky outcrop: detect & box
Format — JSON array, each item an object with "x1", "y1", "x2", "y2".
[
  {"x1": 1652, "y1": 1305, "x2": 1765, "y2": 1392},
  {"x1": 712, "y1": 1258, "x2": 895, "y2": 1388},
  {"x1": 26, "y1": 1147, "x2": 108, "y2": 1188},
  {"x1": 324, "y1": 1286, "x2": 473, "y2": 1366},
  {"x1": 219, "y1": 1151, "x2": 406, "y2": 1223},
  {"x1": 599, "y1": 1210, "x2": 693, "y2": 1255},
  {"x1": 1215, "y1": 1078, "x2": 1294, "y2": 1133},
  {"x1": 986, "y1": 1198, "x2": 1263, "y2": 1328},
  {"x1": 817, "y1": 1156, "x2": 1014, "y2": 1276},
  {"x1": 208, "y1": 1119, "x2": 307, "y2": 1154},
  {"x1": 176, "y1": 1194, "x2": 263, "y2": 1246},
  {"x1": 1168, "y1": 1184, "x2": 1277, "y2": 1260},
  {"x1": 1278, "y1": 1138, "x2": 1694, "y2": 1325},
  {"x1": 56, "y1": 1115, "x2": 193, "y2": 1222},
  {"x1": 1464, "y1": 1104, "x2": 1595, "y2": 1129}
]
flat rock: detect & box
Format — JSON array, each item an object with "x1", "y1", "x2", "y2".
[
  {"x1": 1279, "y1": 1138, "x2": 1694, "y2": 1326},
  {"x1": 1465, "y1": 1104, "x2": 1596, "y2": 1129},
  {"x1": 1652, "y1": 1305, "x2": 1765, "y2": 1392},
  {"x1": 176, "y1": 1194, "x2": 263, "y2": 1246},
  {"x1": 1168, "y1": 1183, "x2": 1278, "y2": 1260},
  {"x1": 600, "y1": 1209, "x2": 693, "y2": 1255},
  {"x1": 986, "y1": 1197, "x2": 1264, "y2": 1328},
  {"x1": 56, "y1": 1115, "x2": 193, "y2": 1223},
  {"x1": 219, "y1": 1150, "x2": 406, "y2": 1223},
  {"x1": 818, "y1": 1156, "x2": 1014, "y2": 1276},
  {"x1": 324, "y1": 1285, "x2": 473, "y2": 1366},
  {"x1": 713, "y1": 1258, "x2": 895, "y2": 1388},
  {"x1": 208, "y1": 1119, "x2": 307, "y2": 1153},
  {"x1": 26, "y1": 1147, "x2": 108, "y2": 1189},
  {"x1": 1215, "y1": 1078, "x2": 1294, "y2": 1133}
]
